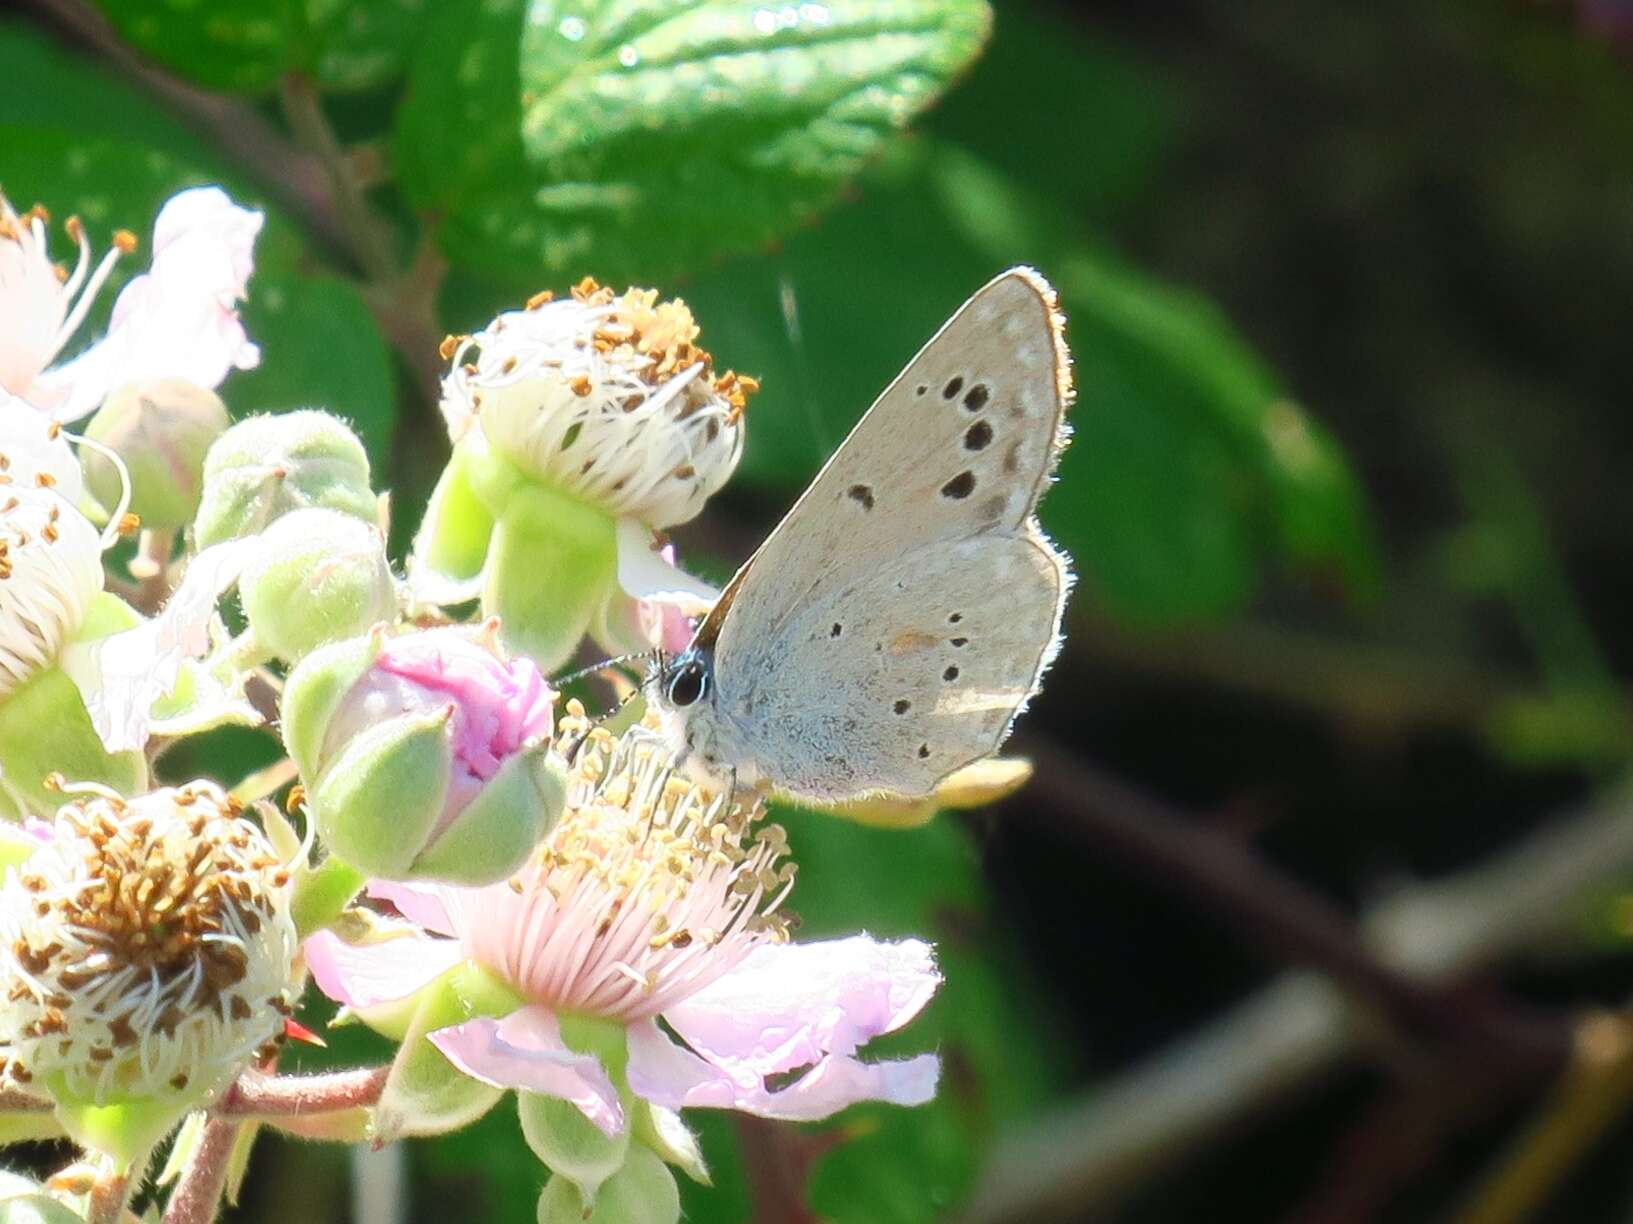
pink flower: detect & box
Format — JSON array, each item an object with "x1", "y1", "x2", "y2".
[
  {"x1": 0, "y1": 187, "x2": 262, "y2": 422},
  {"x1": 306, "y1": 713, "x2": 940, "y2": 1137}
]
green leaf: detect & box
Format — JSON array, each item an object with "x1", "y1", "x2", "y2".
[
  {"x1": 93, "y1": 0, "x2": 427, "y2": 93},
  {"x1": 399, "y1": 0, "x2": 991, "y2": 283},
  {"x1": 0, "y1": 19, "x2": 232, "y2": 161}
]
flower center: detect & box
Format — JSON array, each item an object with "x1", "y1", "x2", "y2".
[
  {"x1": 466, "y1": 705, "x2": 794, "y2": 1021},
  {"x1": 0, "y1": 783, "x2": 297, "y2": 1102}
]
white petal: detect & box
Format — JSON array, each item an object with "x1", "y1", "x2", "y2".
[{"x1": 63, "y1": 538, "x2": 256, "y2": 751}]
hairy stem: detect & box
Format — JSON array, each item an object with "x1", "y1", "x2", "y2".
[
  {"x1": 218, "y1": 1066, "x2": 390, "y2": 1117},
  {"x1": 162, "y1": 1118, "x2": 238, "y2": 1224}
]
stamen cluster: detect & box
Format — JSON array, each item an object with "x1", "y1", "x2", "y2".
[
  {"x1": 459, "y1": 703, "x2": 794, "y2": 1021},
  {"x1": 0, "y1": 782, "x2": 298, "y2": 1104},
  {"x1": 438, "y1": 278, "x2": 755, "y2": 527}
]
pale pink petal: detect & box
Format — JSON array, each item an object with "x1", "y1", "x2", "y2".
[
  {"x1": 60, "y1": 538, "x2": 256, "y2": 751},
  {"x1": 429, "y1": 1006, "x2": 625, "y2": 1137},
  {"x1": 625, "y1": 1019, "x2": 939, "y2": 1122},
  {"x1": 614, "y1": 518, "x2": 716, "y2": 614},
  {"x1": 366, "y1": 880, "x2": 458, "y2": 937},
  {"x1": 662, "y1": 936, "x2": 939, "y2": 1078},
  {"x1": 305, "y1": 928, "x2": 462, "y2": 1010},
  {"x1": 37, "y1": 187, "x2": 262, "y2": 421}
]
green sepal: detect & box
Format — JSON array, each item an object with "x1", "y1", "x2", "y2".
[
  {"x1": 372, "y1": 960, "x2": 524, "y2": 1142},
  {"x1": 409, "y1": 741, "x2": 567, "y2": 886},
  {"x1": 485, "y1": 482, "x2": 618, "y2": 673},
  {"x1": 0, "y1": 1191, "x2": 84, "y2": 1224},
  {"x1": 535, "y1": 1145, "x2": 681, "y2": 1224},
  {"x1": 73, "y1": 592, "x2": 142, "y2": 642},
  {"x1": 193, "y1": 410, "x2": 376, "y2": 548},
  {"x1": 290, "y1": 857, "x2": 367, "y2": 940},
  {"x1": 281, "y1": 631, "x2": 384, "y2": 782},
  {"x1": 0, "y1": 667, "x2": 146, "y2": 820},
  {"x1": 412, "y1": 438, "x2": 499, "y2": 588},
  {"x1": 519, "y1": 1090, "x2": 630, "y2": 1211},
  {"x1": 49, "y1": 1081, "x2": 185, "y2": 1168},
  {"x1": 311, "y1": 708, "x2": 452, "y2": 880},
  {"x1": 633, "y1": 1101, "x2": 710, "y2": 1186}
]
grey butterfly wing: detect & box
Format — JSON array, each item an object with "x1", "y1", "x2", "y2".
[
  {"x1": 717, "y1": 532, "x2": 1067, "y2": 801},
  {"x1": 700, "y1": 267, "x2": 1073, "y2": 801}
]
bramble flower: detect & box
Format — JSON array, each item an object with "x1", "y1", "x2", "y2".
[
  {"x1": 283, "y1": 625, "x2": 565, "y2": 885},
  {"x1": 0, "y1": 782, "x2": 299, "y2": 1162},
  {"x1": 0, "y1": 187, "x2": 261, "y2": 423},
  {"x1": 410, "y1": 279, "x2": 745, "y2": 669},
  {"x1": 307, "y1": 708, "x2": 939, "y2": 1216}
]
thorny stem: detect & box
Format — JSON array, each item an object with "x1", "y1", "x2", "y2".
[
  {"x1": 217, "y1": 1066, "x2": 390, "y2": 1118},
  {"x1": 162, "y1": 1118, "x2": 238, "y2": 1224}
]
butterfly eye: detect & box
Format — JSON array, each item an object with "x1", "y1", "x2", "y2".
[{"x1": 667, "y1": 659, "x2": 709, "y2": 708}]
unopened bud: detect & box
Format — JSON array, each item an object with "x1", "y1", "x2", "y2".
[
  {"x1": 81, "y1": 379, "x2": 229, "y2": 531},
  {"x1": 239, "y1": 508, "x2": 396, "y2": 662},
  {"x1": 193, "y1": 410, "x2": 375, "y2": 548}
]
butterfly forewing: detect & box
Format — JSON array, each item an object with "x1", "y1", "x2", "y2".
[{"x1": 690, "y1": 268, "x2": 1073, "y2": 802}]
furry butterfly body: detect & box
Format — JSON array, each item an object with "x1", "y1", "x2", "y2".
[{"x1": 650, "y1": 268, "x2": 1073, "y2": 804}]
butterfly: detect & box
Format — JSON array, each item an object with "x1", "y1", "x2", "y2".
[{"x1": 648, "y1": 267, "x2": 1073, "y2": 805}]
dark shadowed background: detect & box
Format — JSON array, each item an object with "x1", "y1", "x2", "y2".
[{"x1": 7, "y1": 0, "x2": 1633, "y2": 1219}]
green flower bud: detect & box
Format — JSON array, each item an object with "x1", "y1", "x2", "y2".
[
  {"x1": 535, "y1": 1146, "x2": 680, "y2": 1224},
  {"x1": 193, "y1": 410, "x2": 376, "y2": 548},
  {"x1": 238, "y1": 508, "x2": 396, "y2": 663},
  {"x1": 283, "y1": 627, "x2": 566, "y2": 885},
  {"x1": 81, "y1": 379, "x2": 229, "y2": 531}
]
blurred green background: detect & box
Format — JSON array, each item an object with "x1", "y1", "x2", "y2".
[{"x1": 9, "y1": 0, "x2": 1633, "y2": 1219}]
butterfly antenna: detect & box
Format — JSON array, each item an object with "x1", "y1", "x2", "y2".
[
  {"x1": 555, "y1": 649, "x2": 659, "y2": 688},
  {"x1": 561, "y1": 683, "x2": 650, "y2": 767}
]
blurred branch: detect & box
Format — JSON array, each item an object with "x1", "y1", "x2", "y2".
[
  {"x1": 965, "y1": 772, "x2": 1633, "y2": 1221},
  {"x1": 19, "y1": 0, "x2": 445, "y2": 405},
  {"x1": 18, "y1": 0, "x2": 346, "y2": 260},
  {"x1": 1450, "y1": 1010, "x2": 1633, "y2": 1224},
  {"x1": 1072, "y1": 608, "x2": 1541, "y2": 738}
]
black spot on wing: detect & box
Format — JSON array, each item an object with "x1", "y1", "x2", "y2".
[{"x1": 941, "y1": 471, "x2": 976, "y2": 500}]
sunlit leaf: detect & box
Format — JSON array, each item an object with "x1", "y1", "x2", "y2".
[{"x1": 399, "y1": 0, "x2": 991, "y2": 283}]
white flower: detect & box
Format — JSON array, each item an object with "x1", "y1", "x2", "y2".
[
  {"x1": 0, "y1": 782, "x2": 299, "y2": 1105},
  {"x1": 0, "y1": 187, "x2": 262, "y2": 423},
  {"x1": 440, "y1": 279, "x2": 752, "y2": 529},
  {"x1": 0, "y1": 484, "x2": 102, "y2": 698}
]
